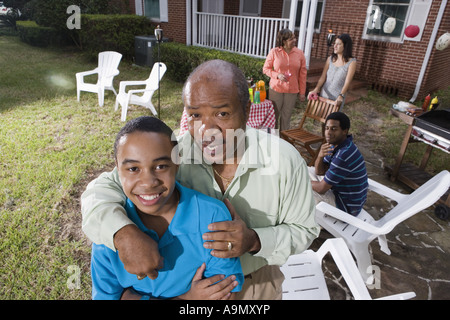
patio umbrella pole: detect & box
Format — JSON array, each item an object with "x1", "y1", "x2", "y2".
[{"x1": 155, "y1": 26, "x2": 163, "y2": 119}]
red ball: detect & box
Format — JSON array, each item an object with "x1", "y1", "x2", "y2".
[{"x1": 405, "y1": 25, "x2": 420, "y2": 38}]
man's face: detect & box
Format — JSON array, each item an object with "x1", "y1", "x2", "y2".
[
  {"x1": 325, "y1": 119, "x2": 348, "y2": 146},
  {"x1": 116, "y1": 131, "x2": 178, "y2": 216},
  {"x1": 184, "y1": 72, "x2": 248, "y2": 164}
]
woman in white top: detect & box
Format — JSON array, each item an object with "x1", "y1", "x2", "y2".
[{"x1": 308, "y1": 34, "x2": 356, "y2": 109}]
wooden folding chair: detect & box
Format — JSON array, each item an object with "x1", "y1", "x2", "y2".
[{"x1": 280, "y1": 96, "x2": 339, "y2": 165}]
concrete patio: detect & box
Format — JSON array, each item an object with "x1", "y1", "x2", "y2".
[{"x1": 310, "y1": 143, "x2": 450, "y2": 300}]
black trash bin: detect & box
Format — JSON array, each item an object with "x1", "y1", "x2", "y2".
[{"x1": 134, "y1": 35, "x2": 168, "y2": 67}]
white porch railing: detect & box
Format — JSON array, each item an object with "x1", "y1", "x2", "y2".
[{"x1": 193, "y1": 12, "x2": 290, "y2": 59}]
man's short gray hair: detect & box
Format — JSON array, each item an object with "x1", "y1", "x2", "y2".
[{"x1": 182, "y1": 59, "x2": 249, "y2": 116}]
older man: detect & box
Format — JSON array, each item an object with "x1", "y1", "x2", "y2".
[{"x1": 81, "y1": 59, "x2": 319, "y2": 300}]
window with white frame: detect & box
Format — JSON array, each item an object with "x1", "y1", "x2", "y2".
[
  {"x1": 363, "y1": 0, "x2": 410, "y2": 42},
  {"x1": 144, "y1": 0, "x2": 168, "y2": 22},
  {"x1": 282, "y1": 0, "x2": 325, "y2": 32}
]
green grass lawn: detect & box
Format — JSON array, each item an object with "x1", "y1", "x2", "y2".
[
  {"x1": 0, "y1": 35, "x2": 184, "y2": 299},
  {"x1": 0, "y1": 33, "x2": 448, "y2": 300}
]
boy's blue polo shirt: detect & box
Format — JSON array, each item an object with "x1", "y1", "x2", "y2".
[{"x1": 91, "y1": 182, "x2": 244, "y2": 300}]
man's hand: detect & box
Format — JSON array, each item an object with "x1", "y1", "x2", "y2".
[
  {"x1": 318, "y1": 142, "x2": 334, "y2": 159},
  {"x1": 202, "y1": 199, "x2": 261, "y2": 258},
  {"x1": 177, "y1": 263, "x2": 238, "y2": 300},
  {"x1": 113, "y1": 224, "x2": 163, "y2": 280}
]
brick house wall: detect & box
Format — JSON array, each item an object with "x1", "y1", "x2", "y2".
[
  {"x1": 422, "y1": 3, "x2": 450, "y2": 99},
  {"x1": 130, "y1": 0, "x2": 450, "y2": 100},
  {"x1": 223, "y1": 0, "x2": 239, "y2": 15},
  {"x1": 164, "y1": 0, "x2": 187, "y2": 43},
  {"x1": 312, "y1": 0, "x2": 450, "y2": 100},
  {"x1": 129, "y1": 0, "x2": 136, "y2": 13}
]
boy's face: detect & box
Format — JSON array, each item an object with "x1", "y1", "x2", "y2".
[{"x1": 116, "y1": 131, "x2": 178, "y2": 217}]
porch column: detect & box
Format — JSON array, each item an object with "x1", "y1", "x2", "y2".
[
  {"x1": 186, "y1": 0, "x2": 192, "y2": 45},
  {"x1": 304, "y1": 0, "x2": 318, "y2": 70},
  {"x1": 192, "y1": 0, "x2": 198, "y2": 46},
  {"x1": 297, "y1": 0, "x2": 310, "y2": 51},
  {"x1": 288, "y1": 0, "x2": 298, "y2": 32}
]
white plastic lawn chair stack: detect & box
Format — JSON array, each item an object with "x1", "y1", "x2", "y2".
[
  {"x1": 280, "y1": 238, "x2": 415, "y2": 300},
  {"x1": 315, "y1": 170, "x2": 450, "y2": 282}
]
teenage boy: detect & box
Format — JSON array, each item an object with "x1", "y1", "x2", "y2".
[{"x1": 90, "y1": 116, "x2": 243, "y2": 300}]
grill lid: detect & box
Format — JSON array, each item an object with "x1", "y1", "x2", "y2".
[{"x1": 415, "y1": 109, "x2": 450, "y2": 141}]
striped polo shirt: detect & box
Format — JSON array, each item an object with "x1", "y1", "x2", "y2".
[{"x1": 323, "y1": 135, "x2": 368, "y2": 216}]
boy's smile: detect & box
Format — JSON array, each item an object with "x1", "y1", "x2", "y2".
[{"x1": 136, "y1": 192, "x2": 164, "y2": 206}]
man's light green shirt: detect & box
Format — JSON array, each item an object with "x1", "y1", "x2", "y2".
[{"x1": 81, "y1": 127, "x2": 319, "y2": 275}]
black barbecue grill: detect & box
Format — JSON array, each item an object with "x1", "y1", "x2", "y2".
[
  {"x1": 387, "y1": 108, "x2": 450, "y2": 220},
  {"x1": 412, "y1": 109, "x2": 450, "y2": 153},
  {"x1": 415, "y1": 109, "x2": 450, "y2": 142}
]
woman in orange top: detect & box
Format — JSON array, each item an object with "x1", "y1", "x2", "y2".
[{"x1": 263, "y1": 29, "x2": 307, "y2": 131}]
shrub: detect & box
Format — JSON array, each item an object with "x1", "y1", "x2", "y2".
[
  {"x1": 21, "y1": 0, "x2": 131, "y2": 48},
  {"x1": 78, "y1": 14, "x2": 154, "y2": 60},
  {"x1": 16, "y1": 20, "x2": 61, "y2": 47},
  {"x1": 159, "y1": 42, "x2": 268, "y2": 84}
]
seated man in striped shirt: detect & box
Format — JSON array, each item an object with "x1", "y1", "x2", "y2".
[{"x1": 308, "y1": 112, "x2": 368, "y2": 216}]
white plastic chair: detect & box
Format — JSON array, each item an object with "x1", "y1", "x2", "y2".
[
  {"x1": 114, "y1": 62, "x2": 167, "y2": 121},
  {"x1": 315, "y1": 170, "x2": 450, "y2": 281},
  {"x1": 281, "y1": 238, "x2": 415, "y2": 300},
  {"x1": 76, "y1": 51, "x2": 122, "y2": 107}
]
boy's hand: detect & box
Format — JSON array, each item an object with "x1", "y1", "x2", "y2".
[
  {"x1": 121, "y1": 288, "x2": 145, "y2": 300},
  {"x1": 114, "y1": 224, "x2": 164, "y2": 280},
  {"x1": 177, "y1": 263, "x2": 238, "y2": 300}
]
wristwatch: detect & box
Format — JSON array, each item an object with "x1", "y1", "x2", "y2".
[{"x1": 339, "y1": 93, "x2": 345, "y2": 98}]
